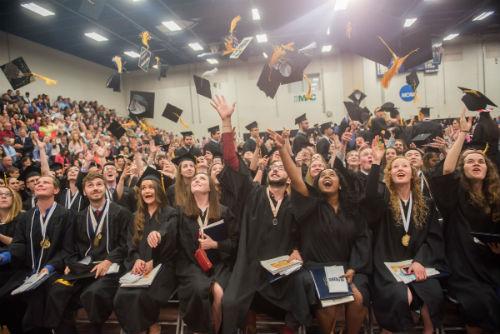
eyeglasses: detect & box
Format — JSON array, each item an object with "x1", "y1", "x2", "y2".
[{"x1": 0, "y1": 192, "x2": 13, "y2": 197}]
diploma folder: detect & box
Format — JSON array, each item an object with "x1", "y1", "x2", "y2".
[
  {"x1": 11, "y1": 272, "x2": 55, "y2": 295},
  {"x1": 384, "y1": 260, "x2": 440, "y2": 284},
  {"x1": 203, "y1": 220, "x2": 227, "y2": 263},
  {"x1": 309, "y1": 267, "x2": 354, "y2": 307},
  {"x1": 119, "y1": 264, "x2": 162, "y2": 288},
  {"x1": 470, "y1": 232, "x2": 500, "y2": 245}
]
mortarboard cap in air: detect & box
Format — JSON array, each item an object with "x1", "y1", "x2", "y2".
[
  {"x1": 458, "y1": 87, "x2": 497, "y2": 111},
  {"x1": 193, "y1": 75, "x2": 212, "y2": 99},
  {"x1": 107, "y1": 121, "x2": 126, "y2": 139}
]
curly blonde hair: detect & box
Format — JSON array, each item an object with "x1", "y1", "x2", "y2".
[
  {"x1": 383, "y1": 157, "x2": 428, "y2": 229},
  {"x1": 457, "y1": 150, "x2": 500, "y2": 219}
]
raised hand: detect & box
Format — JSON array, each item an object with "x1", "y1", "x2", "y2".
[
  {"x1": 267, "y1": 129, "x2": 285, "y2": 149},
  {"x1": 459, "y1": 108, "x2": 472, "y2": 133},
  {"x1": 371, "y1": 135, "x2": 385, "y2": 164},
  {"x1": 210, "y1": 95, "x2": 236, "y2": 120}
]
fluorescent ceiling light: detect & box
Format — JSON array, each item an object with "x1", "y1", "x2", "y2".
[
  {"x1": 252, "y1": 8, "x2": 261, "y2": 21},
  {"x1": 21, "y1": 3, "x2": 55, "y2": 16},
  {"x1": 472, "y1": 11, "x2": 494, "y2": 21},
  {"x1": 162, "y1": 20, "x2": 182, "y2": 31},
  {"x1": 404, "y1": 18, "x2": 417, "y2": 28},
  {"x1": 334, "y1": 0, "x2": 349, "y2": 11},
  {"x1": 262, "y1": 52, "x2": 268, "y2": 59},
  {"x1": 84, "y1": 32, "x2": 108, "y2": 42},
  {"x1": 443, "y1": 33, "x2": 459, "y2": 41},
  {"x1": 189, "y1": 42, "x2": 203, "y2": 51},
  {"x1": 206, "y1": 58, "x2": 219, "y2": 64},
  {"x1": 321, "y1": 45, "x2": 333, "y2": 52},
  {"x1": 256, "y1": 34, "x2": 268, "y2": 43},
  {"x1": 124, "y1": 51, "x2": 140, "y2": 58}
]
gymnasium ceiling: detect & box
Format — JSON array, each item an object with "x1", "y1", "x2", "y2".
[{"x1": 1, "y1": 0, "x2": 499, "y2": 70}]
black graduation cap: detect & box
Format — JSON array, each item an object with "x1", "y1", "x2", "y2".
[
  {"x1": 208, "y1": 125, "x2": 220, "y2": 135},
  {"x1": 19, "y1": 165, "x2": 41, "y2": 182},
  {"x1": 257, "y1": 64, "x2": 281, "y2": 99},
  {"x1": 50, "y1": 163, "x2": 64, "y2": 171},
  {"x1": 379, "y1": 102, "x2": 398, "y2": 113},
  {"x1": 162, "y1": 103, "x2": 183, "y2": 123},
  {"x1": 406, "y1": 70, "x2": 419, "y2": 91},
  {"x1": 419, "y1": 107, "x2": 432, "y2": 117},
  {"x1": 137, "y1": 166, "x2": 162, "y2": 186},
  {"x1": 279, "y1": 51, "x2": 312, "y2": 85},
  {"x1": 107, "y1": 121, "x2": 126, "y2": 139},
  {"x1": 348, "y1": 89, "x2": 366, "y2": 105},
  {"x1": 172, "y1": 153, "x2": 196, "y2": 166},
  {"x1": 295, "y1": 113, "x2": 307, "y2": 125},
  {"x1": 370, "y1": 117, "x2": 388, "y2": 138},
  {"x1": 344, "y1": 102, "x2": 370, "y2": 123},
  {"x1": 462, "y1": 141, "x2": 489, "y2": 153},
  {"x1": 106, "y1": 73, "x2": 121, "y2": 92},
  {"x1": 245, "y1": 121, "x2": 258, "y2": 131},
  {"x1": 1, "y1": 57, "x2": 35, "y2": 90},
  {"x1": 193, "y1": 75, "x2": 212, "y2": 99},
  {"x1": 181, "y1": 131, "x2": 194, "y2": 137},
  {"x1": 458, "y1": 87, "x2": 497, "y2": 111},
  {"x1": 389, "y1": 109, "x2": 400, "y2": 119},
  {"x1": 320, "y1": 122, "x2": 332, "y2": 133},
  {"x1": 411, "y1": 133, "x2": 432, "y2": 147}
]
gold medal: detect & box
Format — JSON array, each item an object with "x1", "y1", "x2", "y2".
[
  {"x1": 40, "y1": 238, "x2": 51, "y2": 249},
  {"x1": 401, "y1": 234, "x2": 410, "y2": 247},
  {"x1": 93, "y1": 233, "x2": 102, "y2": 247}
]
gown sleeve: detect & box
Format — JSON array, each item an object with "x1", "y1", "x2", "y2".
[
  {"x1": 429, "y1": 172, "x2": 460, "y2": 219},
  {"x1": 216, "y1": 208, "x2": 238, "y2": 258},
  {"x1": 290, "y1": 187, "x2": 320, "y2": 223},
  {"x1": 363, "y1": 164, "x2": 386, "y2": 227},
  {"x1": 348, "y1": 215, "x2": 372, "y2": 274},
  {"x1": 9, "y1": 212, "x2": 28, "y2": 265},
  {"x1": 106, "y1": 207, "x2": 132, "y2": 265}
]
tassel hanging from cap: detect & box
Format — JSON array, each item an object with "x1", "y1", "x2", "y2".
[
  {"x1": 378, "y1": 36, "x2": 418, "y2": 89},
  {"x1": 268, "y1": 43, "x2": 295, "y2": 81},
  {"x1": 112, "y1": 56, "x2": 123, "y2": 73},
  {"x1": 304, "y1": 74, "x2": 313, "y2": 100},
  {"x1": 229, "y1": 15, "x2": 241, "y2": 34},
  {"x1": 140, "y1": 31, "x2": 151, "y2": 49},
  {"x1": 483, "y1": 143, "x2": 489, "y2": 155},
  {"x1": 31, "y1": 72, "x2": 57, "y2": 86}
]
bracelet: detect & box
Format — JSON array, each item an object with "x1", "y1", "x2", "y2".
[{"x1": 460, "y1": 130, "x2": 469, "y2": 134}]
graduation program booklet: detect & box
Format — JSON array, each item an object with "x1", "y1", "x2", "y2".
[
  {"x1": 310, "y1": 267, "x2": 354, "y2": 307},
  {"x1": 260, "y1": 255, "x2": 303, "y2": 276},
  {"x1": 11, "y1": 271, "x2": 54, "y2": 295},
  {"x1": 119, "y1": 264, "x2": 162, "y2": 288},
  {"x1": 384, "y1": 260, "x2": 440, "y2": 284},
  {"x1": 324, "y1": 266, "x2": 349, "y2": 294}
]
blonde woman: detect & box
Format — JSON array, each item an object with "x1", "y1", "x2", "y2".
[
  {"x1": 431, "y1": 111, "x2": 500, "y2": 333},
  {"x1": 365, "y1": 136, "x2": 446, "y2": 334}
]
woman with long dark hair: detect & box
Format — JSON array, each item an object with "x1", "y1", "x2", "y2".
[
  {"x1": 431, "y1": 111, "x2": 500, "y2": 333},
  {"x1": 171, "y1": 171, "x2": 237, "y2": 333},
  {"x1": 366, "y1": 137, "x2": 446, "y2": 333},
  {"x1": 114, "y1": 168, "x2": 178, "y2": 334},
  {"x1": 269, "y1": 130, "x2": 371, "y2": 334}
]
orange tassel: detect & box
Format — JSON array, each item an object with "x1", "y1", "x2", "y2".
[
  {"x1": 304, "y1": 74, "x2": 313, "y2": 100},
  {"x1": 112, "y1": 56, "x2": 123, "y2": 73},
  {"x1": 140, "y1": 31, "x2": 151, "y2": 49},
  {"x1": 378, "y1": 36, "x2": 418, "y2": 89},
  {"x1": 31, "y1": 72, "x2": 57, "y2": 86},
  {"x1": 229, "y1": 15, "x2": 241, "y2": 34}
]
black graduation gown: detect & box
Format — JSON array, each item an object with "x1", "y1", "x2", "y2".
[
  {"x1": 292, "y1": 132, "x2": 309, "y2": 156},
  {"x1": 410, "y1": 120, "x2": 443, "y2": 139},
  {"x1": 22, "y1": 195, "x2": 36, "y2": 211},
  {"x1": 56, "y1": 187, "x2": 85, "y2": 212},
  {"x1": 316, "y1": 137, "x2": 331, "y2": 162},
  {"x1": 44, "y1": 202, "x2": 131, "y2": 328},
  {"x1": 0, "y1": 204, "x2": 73, "y2": 331},
  {"x1": 175, "y1": 145, "x2": 202, "y2": 157},
  {"x1": 364, "y1": 164, "x2": 446, "y2": 332},
  {"x1": 176, "y1": 206, "x2": 238, "y2": 333},
  {"x1": 290, "y1": 188, "x2": 372, "y2": 309},
  {"x1": 204, "y1": 139, "x2": 222, "y2": 155},
  {"x1": 471, "y1": 112, "x2": 500, "y2": 167},
  {"x1": 114, "y1": 206, "x2": 178, "y2": 334},
  {"x1": 219, "y1": 164, "x2": 301, "y2": 334},
  {"x1": 0, "y1": 216, "x2": 25, "y2": 334},
  {"x1": 430, "y1": 172, "x2": 500, "y2": 330}
]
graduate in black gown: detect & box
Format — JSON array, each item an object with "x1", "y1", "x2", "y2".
[
  {"x1": 0, "y1": 175, "x2": 73, "y2": 332},
  {"x1": 0, "y1": 185, "x2": 25, "y2": 333},
  {"x1": 404, "y1": 148, "x2": 434, "y2": 198},
  {"x1": 365, "y1": 137, "x2": 447, "y2": 333},
  {"x1": 270, "y1": 129, "x2": 371, "y2": 334},
  {"x1": 210, "y1": 96, "x2": 302, "y2": 334},
  {"x1": 430, "y1": 111, "x2": 500, "y2": 332},
  {"x1": 57, "y1": 165, "x2": 84, "y2": 212},
  {"x1": 167, "y1": 153, "x2": 196, "y2": 207},
  {"x1": 114, "y1": 169, "x2": 178, "y2": 334},
  {"x1": 44, "y1": 173, "x2": 130, "y2": 334},
  {"x1": 167, "y1": 171, "x2": 237, "y2": 333}
]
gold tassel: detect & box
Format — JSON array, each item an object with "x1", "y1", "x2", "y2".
[
  {"x1": 31, "y1": 72, "x2": 57, "y2": 85},
  {"x1": 55, "y1": 278, "x2": 73, "y2": 286},
  {"x1": 304, "y1": 74, "x2": 313, "y2": 100},
  {"x1": 140, "y1": 31, "x2": 151, "y2": 49},
  {"x1": 229, "y1": 15, "x2": 241, "y2": 34},
  {"x1": 378, "y1": 36, "x2": 418, "y2": 89},
  {"x1": 178, "y1": 116, "x2": 189, "y2": 129},
  {"x1": 112, "y1": 56, "x2": 123, "y2": 73},
  {"x1": 483, "y1": 143, "x2": 489, "y2": 155}
]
